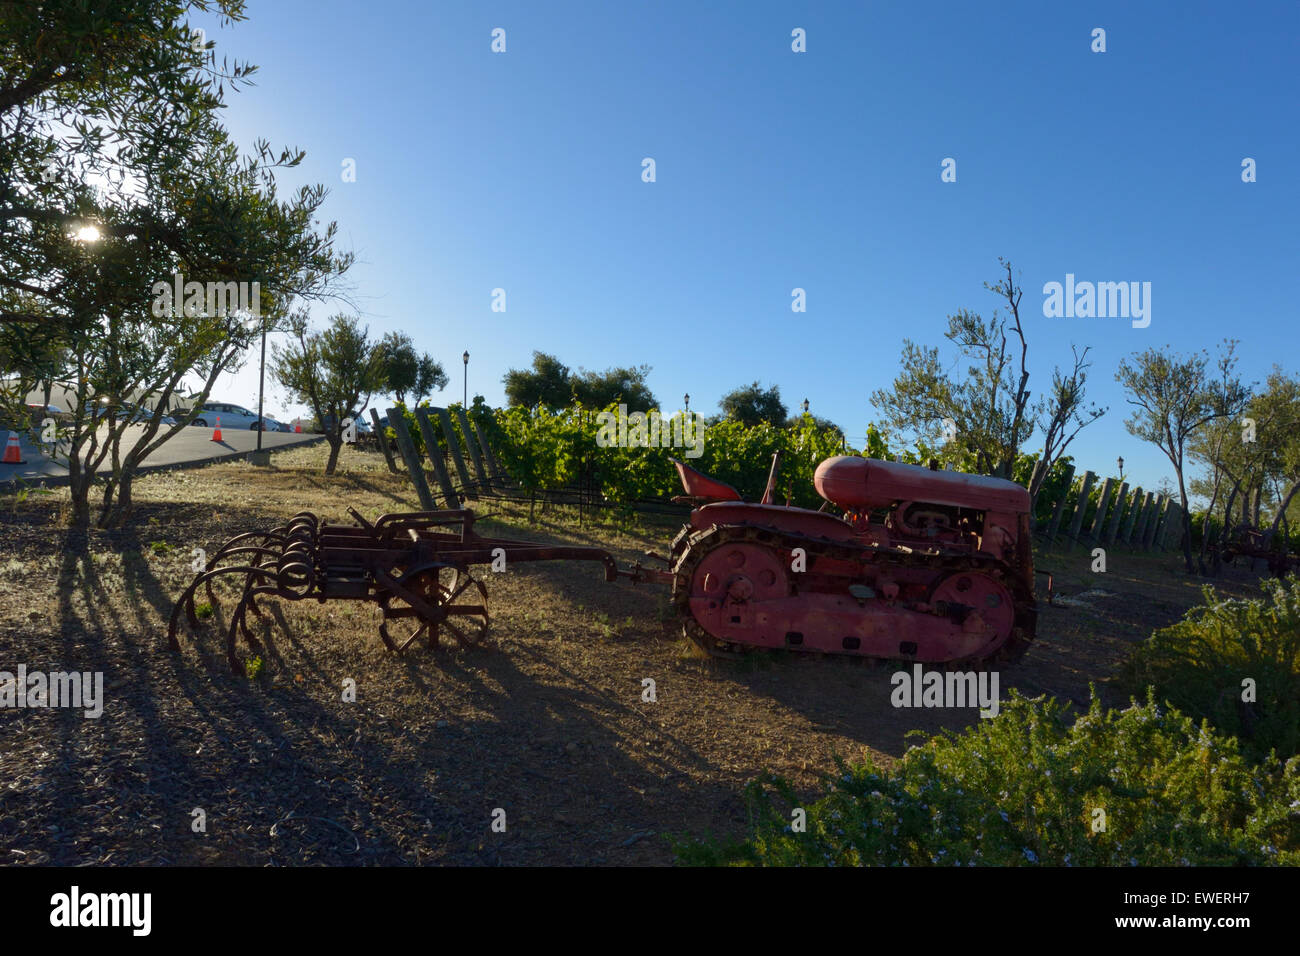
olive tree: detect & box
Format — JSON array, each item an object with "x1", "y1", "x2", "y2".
[
  {"x1": 0, "y1": 0, "x2": 351, "y2": 526},
  {"x1": 1116, "y1": 341, "x2": 1250, "y2": 573},
  {"x1": 273, "y1": 313, "x2": 386, "y2": 475}
]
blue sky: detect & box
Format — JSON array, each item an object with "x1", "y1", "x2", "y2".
[{"x1": 195, "y1": 0, "x2": 1299, "y2": 496}]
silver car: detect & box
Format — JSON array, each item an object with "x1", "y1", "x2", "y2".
[{"x1": 189, "y1": 401, "x2": 272, "y2": 430}]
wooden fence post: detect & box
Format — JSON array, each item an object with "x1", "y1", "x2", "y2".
[
  {"x1": 1088, "y1": 478, "x2": 1114, "y2": 540},
  {"x1": 433, "y1": 407, "x2": 476, "y2": 500},
  {"x1": 1065, "y1": 471, "x2": 1096, "y2": 550},
  {"x1": 1103, "y1": 482, "x2": 1129, "y2": 544},
  {"x1": 454, "y1": 407, "x2": 490, "y2": 491},
  {"x1": 1161, "y1": 501, "x2": 1185, "y2": 550},
  {"x1": 386, "y1": 407, "x2": 436, "y2": 511},
  {"x1": 1119, "y1": 487, "x2": 1144, "y2": 543},
  {"x1": 474, "y1": 420, "x2": 506, "y2": 486},
  {"x1": 369, "y1": 407, "x2": 398, "y2": 473},
  {"x1": 1146, "y1": 495, "x2": 1169, "y2": 550},
  {"x1": 1130, "y1": 492, "x2": 1156, "y2": 547},
  {"x1": 413, "y1": 407, "x2": 461, "y2": 509},
  {"x1": 1149, "y1": 496, "x2": 1170, "y2": 548}
]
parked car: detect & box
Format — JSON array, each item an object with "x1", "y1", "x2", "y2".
[
  {"x1": 91, "y1": 398, "x2": 177, "y2": 426},
  {"x1": 26, "y1": 403, "x2": 72, "y2": 425},
  {"x1": 186, "y1": 401, "x2": 273, "y2": 430}
]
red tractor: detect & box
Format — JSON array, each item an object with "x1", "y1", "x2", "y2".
[{"x1": 665, "y1": 454, "x2": 1037, "y2": 667}]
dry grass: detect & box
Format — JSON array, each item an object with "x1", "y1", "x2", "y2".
[{"x1": 0, "y1": 442, "x2": 1269, "y2": 865}]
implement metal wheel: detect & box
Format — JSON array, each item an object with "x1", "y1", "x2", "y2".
[{"x1": 376, "y1": 564, "x2": 489, "y2": 653}]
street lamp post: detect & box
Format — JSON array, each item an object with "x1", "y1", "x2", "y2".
[
  {"x1": 1117, "y1": 456, "x2": 1125, "y2": 480},
  {"x1": 462, "y1": 350, "x2": 469, "y2": 408},
  {"x1": 256, "y1": 320, "x2": 266, "y2": 452},
  {"x1": 802, "y1": 398, "x2": 809, "y2": 415}
]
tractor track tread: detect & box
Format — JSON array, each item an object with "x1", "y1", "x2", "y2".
[{"x1": 670, "y1": 522, "x2": 1035, "y2": 670}]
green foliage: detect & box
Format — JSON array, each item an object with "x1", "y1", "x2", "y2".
[
  {"x1": 1011, "y1": 451, "x2": 1081, "y2": 524},
  {"x1": 717, "y1": 381, "x2": 788, "y2": 428},
  {"x1": 503, "y1": 351, "x2": 656, "y2": 411},
  {"x1": 487, "y1": 403, "x2": 850, "y2": 510},
  {"x1": 378, "y1": 332, "x2": 446, "y2": 404},
  {"x1": 148, "y1": 540, "x2": 173, "y2": 555},
  {"x1": 244, "y1": 655, "x2": 263, "y2": 680},
  {"x1": 1122, "y1": 578, "x2": 1300, "y2": 762},
  {"x1": 483, "y1": 402, "x2": 1066, "y2": 515},
  {"x1": 194, "y1": 602, "x2": 214, "y2": 621},
  {"x1": 676, "y1": 690, "x2": 1300, "y2": 866}
]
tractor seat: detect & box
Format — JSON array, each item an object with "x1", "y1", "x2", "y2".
[{"x1": 669, "y1": 458, "x2": 742, "y2": 502}]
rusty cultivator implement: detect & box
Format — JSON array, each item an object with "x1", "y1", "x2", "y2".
[{"x1": 168, "y1": 507, "x2": 635, "y2": 673}]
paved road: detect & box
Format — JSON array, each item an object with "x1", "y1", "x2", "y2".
[{"x1": 0, "y1": 424, "x2": 323, "y2": 486}]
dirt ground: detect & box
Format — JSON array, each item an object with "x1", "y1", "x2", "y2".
[{"x1": 0, "y1": 445, "x2": 1269, "y2": 865}]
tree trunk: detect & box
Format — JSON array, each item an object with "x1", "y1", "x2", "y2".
[
  {"x1": 68, "y1": 474, "x2": 92, "y2": 527},
  {"x1": 1270, "y1": 480, "x2": 1300, "y2": 535},
  {"x1": 1270, "y1": 479, "x2": 1300, "y2": 563},
  {"x1": 1198, "y1": 499, "x2": 1216, "y2": 573},
  {"x1": 98, "y1": 472, "x2": 134, "y2": 528},
  {"x1": 324, "y1": 438, "x2": 342, "y2": 475},
  {"x1": 1176, "y1": 471, "x2": 1195, "y2": 573}
]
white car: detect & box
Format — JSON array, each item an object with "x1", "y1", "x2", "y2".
[{"x1": 189, "y1": 401, "x2": 273, "y2": 430}]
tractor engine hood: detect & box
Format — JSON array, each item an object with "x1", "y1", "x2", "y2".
[{"x1": 815, "y1": 456, "x2": 1030, "y2": 514}]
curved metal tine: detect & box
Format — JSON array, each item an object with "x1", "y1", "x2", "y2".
[
  {"x1": 170, "y1": 564, "x2": 277, "y2": 659},
  {"x1": 224, "y1": 574, "x2": 284, "y2": 674},
  {"x1": 205, "y1": 543, "x2": 287, "y2": 606},
  {"x1": 226, "y1": 600, "x2": 248, "y2": 674},
  {"x1": 174, "y1": 561, "x2": 271, "y2": 636},
  {"x1": 168, "y1": 570, "x2": 211, "y2": 647},
  {"x1": 208, "y1": 529, "x2": 291, "y2": 567},
  {"x1": 236, "y1": 586, "x2": 267, "y2": 648}
]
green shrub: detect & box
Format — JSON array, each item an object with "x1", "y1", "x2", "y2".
[
  {"x1": 675, "y1": 690, "x2": 1299, "y2": 866},
  {"x1": 1122, "y1": 577, "x2": 1300, "y2": 762}
]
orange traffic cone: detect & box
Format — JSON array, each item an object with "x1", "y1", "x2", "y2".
[
  {"x1": 2, "y1": 431, "x2": 24, "y2": 464},
  {"x1": 294, "y1": 422, "x2": 301, "y2": 433},
  {"x1": 211, "y1": 417, "x2": 223, "y2": 442}
]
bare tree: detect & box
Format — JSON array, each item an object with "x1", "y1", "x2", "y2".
[
  {"x1": 1030, "y1": 345, "x2": 1107, "y2": 505},
  {"x1": 873, "y1": 259, "x2": 1098, "y2": 481}
]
